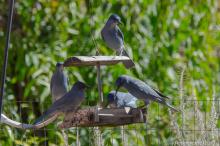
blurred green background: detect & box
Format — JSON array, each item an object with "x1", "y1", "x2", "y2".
[{"x1": 0, "y1": 0, "x2": 219, "y2": 145}]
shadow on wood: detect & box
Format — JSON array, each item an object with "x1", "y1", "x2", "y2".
[{"x1": 59, "y1": 107, "x2": 146, "y2": 129}]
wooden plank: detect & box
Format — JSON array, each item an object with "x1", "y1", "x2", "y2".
[
  {"x1": 58, "y1": 107, "x2": 146, "y2": 128},
  {"x1": 63, "y1": 56, "x2": 132, "y2": 67},
  {"x1": 98, "y1": 114, "x2": 133, "y2": 118},
  {"x1": 96, "y1": 63, "x2": 103, "y2": 105}
]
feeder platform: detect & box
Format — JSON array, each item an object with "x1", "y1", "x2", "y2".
[
  {"x1": 59, "y1": 107, "x2": 146, "y2": 129},
  {"x1": 64, "y1": 56, "x2": 132, "y2": 67}
]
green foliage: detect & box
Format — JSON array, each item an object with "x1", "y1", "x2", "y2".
[{"x1": 0, "y1": 0, "x2": 219, "y2": 145}]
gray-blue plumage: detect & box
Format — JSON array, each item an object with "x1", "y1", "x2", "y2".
[
  {"x1": 34, "y1": 81, "x2": 87, "y2": 124},
  {"x1": 51, "y1": 62, "x2": 68, "y2": 102},
  {"x1": 115, "y1": 75, "x2": 179, "y2": 112},
  {"x1": 101, "y1": 14, "x2": 135, "y2": 68},
  {"x1": 107, "y1": 91, "x2": 138, "y2": 108}
]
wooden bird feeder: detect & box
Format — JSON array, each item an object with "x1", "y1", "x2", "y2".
[
  {"x1": 0, "y1": 0, "x2": 146, "y2": 130},
  {"x1": 63, "y1": 56, "x2": 132, "y2": 67},
  {"x1": 59, "y1": 107, "x2": 146, "y2": 128},
  {"x1": 0, "y1": 55, "x2": 147, "y2": 129},
  {"x1": 59, "y1": 55, "x2": 147, "y2": 128}
]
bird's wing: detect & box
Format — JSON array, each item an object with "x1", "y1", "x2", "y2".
[
  {"x1": 34, "y1": 91, "x2": 75, "y2": 124},
  {"x1": 116, "y1": 92, "x2": 135, "y2": 108},
  {"x1": 101, "y1": 29, "x2": 105, "y2": 41},
  {"x1": 124, "y1": 93, "x2": 137, "y2": 102},
  {"x1": 38, "y1": 93, "x2": 71, "y2": 117},
  {"x1": 152, "y1": 88, "x2": 170, "y2": 99},
  {"x1": 126, "y1": 100, "x2": 137, "y2": 108},
  {"x1": 51, "y1": 92, "x2": 72, "y2": 110},
  {"x1": 63, "y1": 73, "x2": 69, "y2": 91},
  {"x1": 138, "y1": 81, "x2": 162, "y2": 98},
  {"x1": 125, "y1": 77, "x2": 179, "y2": 112},
  {"x1": 34, "y1": 104, "x2": 58, "y2": 124},
  {"x1": 117, "y1": 27, "x2": 124, "y2": 42},
  {"x1": 34, "y1": 110, "x2": 54, "y2": 124},
  {"x1": 50, "y1": 74, "x2": 55, "y2": 94},
  {"x1": 128, "y1": 78, "x2": 164, "y2": 101}
]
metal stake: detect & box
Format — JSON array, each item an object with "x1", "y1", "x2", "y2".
[{"x1": 0, "y1": 0, "x2": 14, "y2": 120}]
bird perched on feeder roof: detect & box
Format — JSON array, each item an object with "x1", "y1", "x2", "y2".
[
  {"x1": 50, "y1": 62, "x2": 68, "y2": 102},
  {"x1": 115, "y1": 75, "x2": 179, "y2": 112},
  {"x1": 101, "y1": 14, "x2": 135, "y2": 69},
  {"x1": 34, "y1": 81, "x2": 88, "y2": 124},
  {"x1": 107, "y1": 90, "x2": 149, "y2": 108}
]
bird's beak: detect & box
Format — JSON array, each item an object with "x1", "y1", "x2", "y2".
[
  {"x1": 85, "y1": 84, "x2": 90, "y2": 88},
  {"x1": 58, "y1": 62, "x2": 64, "y2": 70},
  {"x1": 114, "y1": 86, "x2": 120, "y2": 98},
  {"x1": 118, "y1": 20, "x2": 123, "y2": 25}
]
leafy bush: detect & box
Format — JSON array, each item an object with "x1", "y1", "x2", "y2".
[{"x1": 0, "y1": 0, "x2": 219, "y2": 145}]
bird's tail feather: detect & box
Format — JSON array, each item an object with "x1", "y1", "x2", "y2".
[
  {"x1": 119, "y1": 50, "x2": 135, "y2": 69},
  {"x1": 153, "y1": 97, "x2": 179, "y2": 112},
  {"x1": 165, "y1": 102, "x2": 180, "y2": 112},
  {"x1": 34, "y1": 115, "x2": 47, "y2": 125},
  {"x1": 153, "y1": 88, "x2": 171, "y2": 99},
  {"x1": 34, "y1": 110, "x2": 54, "y2": 125}
]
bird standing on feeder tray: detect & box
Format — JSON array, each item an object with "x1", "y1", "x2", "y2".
[
  {"x1": 101, "y1": 14, "x2": 135, "y2": 68},
  {"x1": 107, "y1": 90, "x2": 149, "y2": 108},
  {"x1": 107, "y1": 91, "x2": 137, "y2": 108},
  {"x1": 50, "y1": 62, "x2": 68, "y2": 102},
  {"x1": 115, "y1": 75, "x2": 179, "y2": 112},
  {"x1": 34, "y1": 81, "x2": 88, "y2": 124}
]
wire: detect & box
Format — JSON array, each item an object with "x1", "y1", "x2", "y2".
[{"x1": 0, "y1": 0, "x2": 15, "y2": 120}]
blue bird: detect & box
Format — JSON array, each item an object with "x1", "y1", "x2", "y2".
[
  {"x1": 101, "y1": 14, "x2": 135, "y2": 68},
  {"x1": 107, "y1": 91, "x2": 138, "y2": 108},
  {"x1": 115, "y1": 75, "x2": 179, "y2": 112},
  {"x1": 107, "y1": 90, "x2": 149, "y2": 108},
  {"x1": 51, "y1": 62, "x2": 68, "y2": 102},
  {"x1": 34, "y1": 81, "x2": 88, "y2": 124}
]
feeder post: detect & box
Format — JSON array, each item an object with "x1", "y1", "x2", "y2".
[{"x1": 96, "y1": 62, "x2": 103, "y2": 106}]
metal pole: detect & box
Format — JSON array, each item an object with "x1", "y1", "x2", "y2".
[
  {"x1": 0, "y1": 0, "x2": 14, "y2": 120},
  {"x1": 76, "y1": 126, "x2": 80, "y2": 146},
  {"x1": 96, "y1": 63, "x2": 103, "y2": 146},
  {"x1": 121, "y1": 126, "x2": 125, "y2": 146}
]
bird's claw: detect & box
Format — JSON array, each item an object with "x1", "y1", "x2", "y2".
[{"x1": 112, "y1": 53, "x2": 117, "y2": 59}]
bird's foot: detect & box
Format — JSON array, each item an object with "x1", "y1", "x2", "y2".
[
  {"x1": 95, "y1": 50, "x2": 100, "y2": 56},
  {"x1": 112, "y1": 52, "x2": 117, "y2": 59},
  {"x1": 119, "y1": 48, "x2": 124, "y2": 56},
  {"x1": 139, "y1": 109, "x2": 144, "y2": 122}
]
